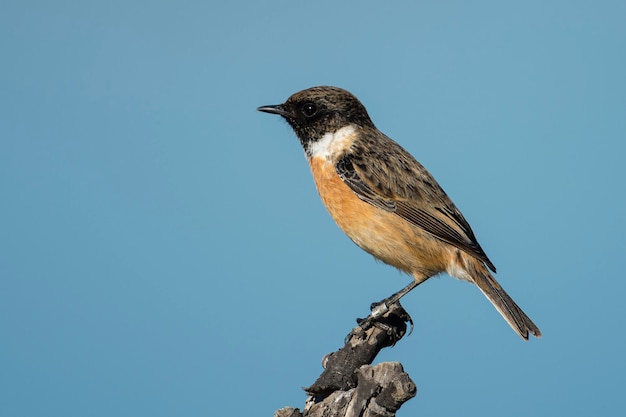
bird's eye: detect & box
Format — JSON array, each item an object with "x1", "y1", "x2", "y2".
[{"x1": 301, "y1": 102, "x2": 318, "y2": 117}]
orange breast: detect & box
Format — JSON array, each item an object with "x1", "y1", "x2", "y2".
[{"x1": 308, "y1": 157, "x2": 450, "y2": 277}]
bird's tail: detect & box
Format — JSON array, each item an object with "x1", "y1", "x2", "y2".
[{"x1": 467, "y1": 259, "x2": 542, "y2": 340}]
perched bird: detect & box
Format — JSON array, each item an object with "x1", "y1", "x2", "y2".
[{"x1": 257, "y1": 86, "x2": 541, "y2": 340}]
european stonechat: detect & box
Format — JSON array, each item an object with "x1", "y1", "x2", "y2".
[{"x1": 258, "y1": 86, "x2": 540, "y2": 340}]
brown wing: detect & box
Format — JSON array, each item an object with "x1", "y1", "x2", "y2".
[{"x1": 336, "y1": 131, "x2": 496, "y2": 272}]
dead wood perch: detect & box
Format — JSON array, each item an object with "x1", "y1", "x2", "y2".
[{"x1": 275, "y1": 303, "x2": 417, "y2": 417}]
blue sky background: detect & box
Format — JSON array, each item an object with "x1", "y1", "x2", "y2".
[{"x1": 2, "y1": 1, "x2": 625, "y2": 416}]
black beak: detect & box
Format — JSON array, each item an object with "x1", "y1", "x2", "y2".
[{"x1": 257, "y1": 104, "x2": 291, "y2": 117}]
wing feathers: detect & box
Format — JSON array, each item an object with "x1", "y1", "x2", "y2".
[{"x1": 335, "y1": 134, "x2": 496, "y2": 272}]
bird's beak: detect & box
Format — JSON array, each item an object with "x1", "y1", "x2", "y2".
[{"x1": 257, "y1": 104, "x2": 291, "y2": 117}]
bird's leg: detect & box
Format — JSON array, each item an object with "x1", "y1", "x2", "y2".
[
  {"x1": 356, "y1": 280, "x2": 421, "y2": 331},
  {"x1": 345, "y1": 280, "x2": 421, "y2": 343},
  {"x1": 373, "y1": 280, "x2": 420, "y2": 317}
]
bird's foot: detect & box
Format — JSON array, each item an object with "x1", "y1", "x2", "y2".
[
  {"x1": 345, "y1": 299, "x2": 414, "y2": 343},
  {"x1": 357, "y1": 300, "x2": 390, "y2": 330}
]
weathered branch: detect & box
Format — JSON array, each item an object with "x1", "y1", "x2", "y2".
[{"x1": 275, "y1": 303, "x2": 417, "y2": 417}]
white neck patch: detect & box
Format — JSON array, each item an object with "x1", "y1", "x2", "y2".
[{"x1": 307, "y1": 125, "x2": 357, "y2": 161}]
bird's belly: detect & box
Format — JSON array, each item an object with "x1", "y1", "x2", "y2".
[{"x1": 309, "y1": 157, "x2": 448, "y2": 276}]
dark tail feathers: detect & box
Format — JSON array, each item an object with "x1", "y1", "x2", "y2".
[{"x1": 469, "y1": 261, "x2": 541, "y2": 340}]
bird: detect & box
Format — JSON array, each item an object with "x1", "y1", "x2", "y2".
[{"x1": 257, "y1": 86, "x2": 541, "y2": 340}]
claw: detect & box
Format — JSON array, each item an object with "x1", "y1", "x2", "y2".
[{"x1": 405, "y1": 312, "x2": 414, "y2": 336}]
